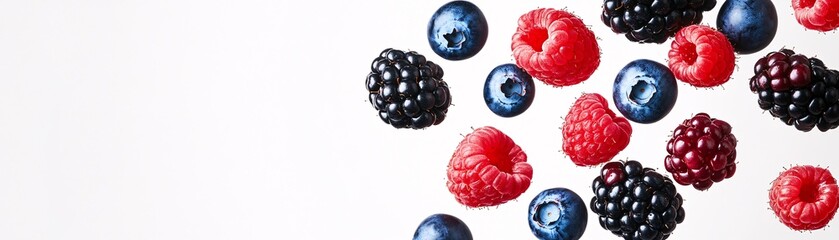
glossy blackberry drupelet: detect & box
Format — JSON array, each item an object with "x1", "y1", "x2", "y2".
[
  {"x1": 591, "y1": 161, "x2": 686, "y2": 240},
  {"x1": 600, "y1": 0, "x2": 717, "y2": 44},
  {"x1": 749, "y1": 48, "x2": 839, "y2": 132},
  {"x1": 366, "y1": 48, "x2": 452, "y2": 129}
]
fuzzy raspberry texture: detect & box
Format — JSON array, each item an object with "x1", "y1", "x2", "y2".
[
  {"x1": 769, "y1": 165, "x2": 839, "y2": 231},
  {"x1": 511, "y1": 8, "x2": 600, "y2": 87},
  {"x1": 793, "y1": 0, "x2": 839, "y2": 32},
  {"x1": 664, "y1": 113, "x2": 737, "y2": 191},
  {"x1": 446, "y1": 126, "x2": 533, "y2": 208},
  {"x1": 562, "y1": 93, "x2": 632, "y2": 166},
  {"x1": 668, "y1": 25, "x2": 736, "y2": 88}
]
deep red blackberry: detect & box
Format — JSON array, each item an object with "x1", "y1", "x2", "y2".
[
  {"x1": 366, "y1": 48, "x2": 452, "y2": 129},
  {"x1": 600, "y1": 0, "x2": 717, "y2": 44},
  {"x1": 664, "y1": 113, "x2": 737, "y2": 191},
  {"x1": 591, "y1": 160, "x2": 686, "y2": 240},
  {"x1": 749, "y1": 48, "x2": 839, "y2": 132}
]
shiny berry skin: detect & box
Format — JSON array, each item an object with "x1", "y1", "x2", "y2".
[
  {"x1": 591, "y1": 160, "x2": 686, "y2": 239},
  {"x1": 716, "y1": 0, "x2": 778, "y2": 54},
  {"x1": 749, "y1": 48, "x2": 839, "y2": 132},
  {"x1": 427, "y1": 1, "x2": 488, "y2": 60},
  {"x1": 366, "y1": 49, "x2": 451, "y2": 129},
  {"x1": 664, "y1": 113, "x2": 737, "y2": 191},
  {"x1": 613, "y1": 59, "x2": 679, "y2": 124},
  {"x1": 769, "y1": 165, "x2": 839, "y2": 231},
  {"x1": 602, "y1": 161, "x2": 627, "y2": 187},
  {"x1": 528, "y1": 188, "x2": 588, "y2": 240},
  {"x1": 446, "y1": 126, "x2": 533, "y2": 208},
  {"x1": 484, "y1": 64, "x2": 535, "y2": 117},
  {"x1": 413, "y1": 214, "x2": 473, "y2": 240}
]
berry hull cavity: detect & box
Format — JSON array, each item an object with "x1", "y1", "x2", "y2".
[
  {"x1": 512, "y1": 8, "x2": 600, "y2": 87},
  {"x1": 769, "y1": 165, "x2": 839, "y2": 231}
]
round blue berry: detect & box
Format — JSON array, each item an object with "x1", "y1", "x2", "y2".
[
  {"x1": 528, "y1": 188, "x2": 588, "y2": 240},
  {"x1": 483, "y1": 64, "x2": 535, "y2": 117},
  {"x1": 613, "y1": 59, "x2": 678, "y2": 124},
  {"x1": 717, "y1": 0, "x2": 778, "y2": 54},
  {"x1": 413, "y1": 214, "x2": 473, "y2": 240},
  {"x1": 427, "y1": 1, "x2": 488, "y2": 61}
]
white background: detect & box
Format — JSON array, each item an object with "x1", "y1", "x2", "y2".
[{"x1": 1, "y1": 0, "x2": 838, "y2": 239}]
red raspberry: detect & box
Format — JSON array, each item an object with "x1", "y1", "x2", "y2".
[
  {"x1": 668, "y1": 25, "x2": 735, "y2": 88},
  {"x1": 664, "y1": 113, "x2": 737, "y2": 191},
  {"x1": 769, "y1": 165, "x2": 839, "y2": 231},
  {"x1": 562, "y1": 93, "x2": 632, "y2": 166},
  {"x1": 511, "y1": 8, "x2": 600, "y2": 87},
  {"x1": 793, "y1": 0, "x2": 839, "y2": 32},
  {"x1": 446, "y1": 126, "x2": 533, "y2": 208}
]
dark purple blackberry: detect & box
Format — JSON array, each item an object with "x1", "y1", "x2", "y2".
[
  {"x1": 749, "y1": 48, "x2": 839, "y2": 132},
  {"x1": 591, "y1": 161, "x2": 686, "y2": 240},
  {"x1": 600, "y1": 0, "x2": 717, "y2": 44},
  {"x1": 367, "y1": 48, "x2": 451, "y2": 129}
]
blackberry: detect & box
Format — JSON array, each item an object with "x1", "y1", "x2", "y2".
[
  {"x1": 591, "y1": 161, "x2": 686, "y2": 240},
  {"x1": 366, "y1": 48, "x2": 452, "y2": 129},
  {"x1": 600, "y1": 0, "x2": 717, "y2": 44},
  {"x1": 664, "y1": 113, "x2": 737, "y2": 191},
  {"x1": 749, "y1": 48, "x2": 839, "y2": 132}
]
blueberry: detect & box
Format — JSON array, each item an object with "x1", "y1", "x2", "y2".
[
  {"x1": 413, "y1": 214, "x2": 473, "y2": 240},
  {"x1": 528, "y1": 188, "x2": 588, "y2": 240},
  {"x1": 613, "y1": 59, "x2": 678, "y2": 124},
  {"x1": 483, "y1": 63, "x2": 535, "y2": 117},
  {"x1": 716, "y1": 0, "x2": 778, "y2": 54},
  {"x1": 427, "y1": 1, "x2": 488, "y2": 60}
]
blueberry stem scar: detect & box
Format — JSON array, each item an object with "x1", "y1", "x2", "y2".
[
  {"x1": 533, "y1": 200, "x2": 561, "y2": 228},
  {"x1": 628, "y1": 77, "x2": 657, "y2": 105},
  {"x1": 444, "y1": 28, "x2": 466, "y2": 48},
  {"x1": 501, "y1": 77, "x2": 526, "y2": 97}
]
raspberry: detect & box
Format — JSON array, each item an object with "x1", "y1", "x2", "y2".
[
  {"x1": 749, "y1": 48, "x2": 839, "y2": 132},
  {"x1": 793, "y1": 0, "x2": 839, "y2": 32},
  {"x1": 511, "y1": 8, "x2": 600, "y2": 87},
  {"x1": 769, "y1": 165, "x2": 839, "y2": 231},
  {"x1": 600, "y1": 0, "x2": 717, "y2": 44},
  {"x1": 591, "y1": 160, "x2": 687, "y2": 239},
  {"x1": 562, "y1": 93, "x2": 632, "y2": 166},
  {"x1": 366, "y1": 48, "x2": 451, "y2": 129},
  {"x1": 664, "y1": 113, "x2": 737, "y2": 191},
  {"x1": 446, "y1": 126, "x2": 533, "y2": 208},
  {"x1": 668, "y1": 25, "x2": 736, "y2": 88}
]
